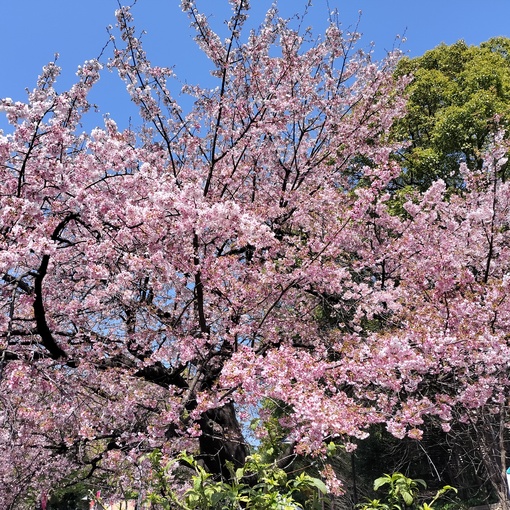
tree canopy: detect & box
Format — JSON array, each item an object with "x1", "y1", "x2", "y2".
[{"x1": 393, "y1": 37, "x2": 510, "y2": 190}]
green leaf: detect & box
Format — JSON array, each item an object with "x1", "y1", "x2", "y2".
[
  {"x1": 307, "y1": 477, "x2": 328, "y2": 494},
  {"x1": 402, "y1": 491, "x2": 414, "y2": 506},
  {"x1": 414, "y1": 478, "x2": 427, "y2": 489},
  {"x1": 327, "y1": 441, "x2": 337, "y2": 456},
  {"x1": 374, "y1": 476, "x2": 391, "y2": 491},
  {"x1": 210, "y1": 492, "x2": 225, "y2": 506}
]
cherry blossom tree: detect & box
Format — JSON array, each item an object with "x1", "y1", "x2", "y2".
[
  {"x1": 3, "y1": 0, "x2": 510, "y2": 507},
  {"x1": 376, "y1": 139, "x2": 510, "y2": 505},
  {"x1": 334, "y1": 133, "x2": 510, "y2": 504},
  {"x1": 0, "y1": 1, "x2": 407, "y2": 504}
]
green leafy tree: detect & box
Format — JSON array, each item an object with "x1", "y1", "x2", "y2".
[{"x1": 392, "y1": 38, "x2": 510, "y2": 190}]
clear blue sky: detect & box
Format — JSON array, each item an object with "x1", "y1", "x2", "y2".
[{"x1": 1, "y1": 0, "x2": 510, "y2": 129}]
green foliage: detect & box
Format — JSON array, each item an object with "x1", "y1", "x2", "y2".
[
  {"x1": 373, "y1": 473, "x2": 427, "y2": 507},
  {"x1": 392, "y1": 38, "x2": 510, "y2": 190},
  {"x1": 358, "y1": 473, "x2": 457, "y2": 510},
  {"x1": 141, "y1": 450, "x2": 327, "y2": 509}
]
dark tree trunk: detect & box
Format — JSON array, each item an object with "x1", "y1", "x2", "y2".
[{"x1": 198, "y1": 401, "x2": 249, "y2": 480}]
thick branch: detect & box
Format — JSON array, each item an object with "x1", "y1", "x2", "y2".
[
  {"x1": 32, "y1": 214, "x2": 79, "y2": 359},
  {"x1": 193, "y1": 233, "x2": 209, "y2": 336},
  {"x1": 1, "y1": 273, "x2": 34, "y2": 294},
  {"x1": 33, "y1": 255, "x2": 67, "y2": 359},
  {"x1": 134, "y1": 361, "x2": 188, "y2": 390}
]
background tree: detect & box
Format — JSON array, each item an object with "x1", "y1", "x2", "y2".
[{"x1": 392, "y1": 38, "x2": 510, "y2": 190}]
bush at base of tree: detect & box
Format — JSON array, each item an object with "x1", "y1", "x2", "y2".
[
  {"x1": 136, "y1": 450, "x2": 329, "y2": 509},
  {"x1": 358, "y1": 473, "x2": 458, "y2": 510}
]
